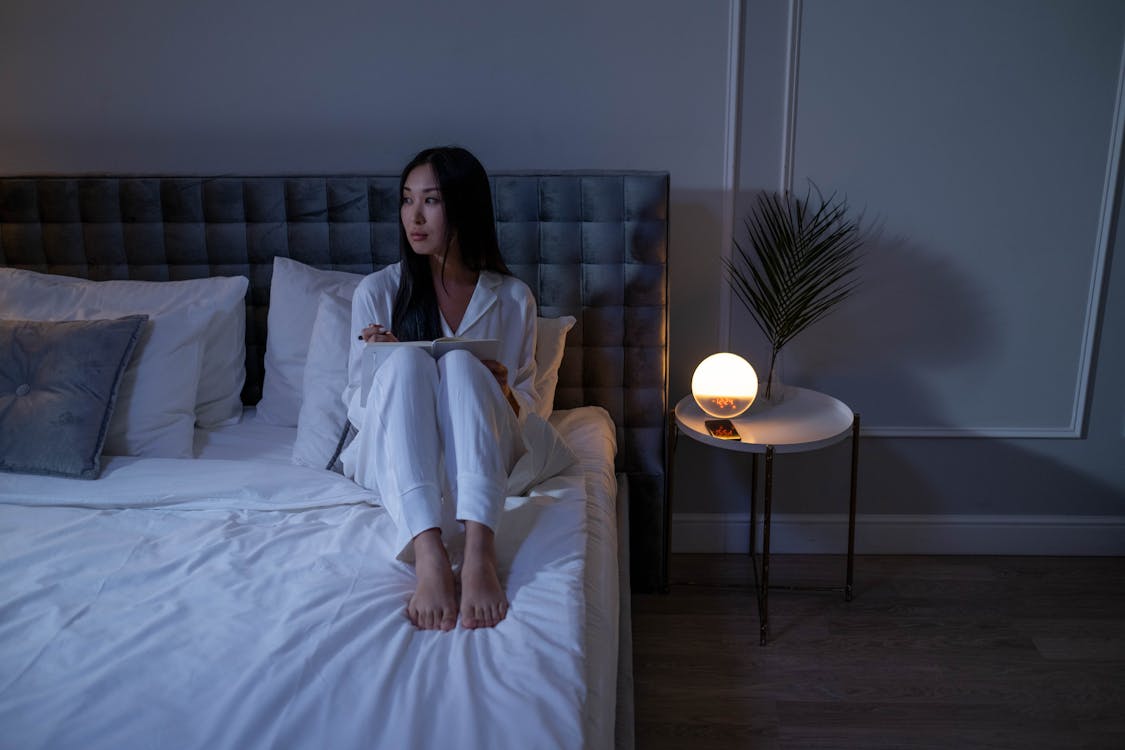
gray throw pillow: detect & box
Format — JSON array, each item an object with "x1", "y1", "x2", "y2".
[{"x1": 0, "y1": 315, "x2": 147, "y2": 479}]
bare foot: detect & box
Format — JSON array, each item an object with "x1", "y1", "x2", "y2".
[
  {"x1": 460, "y1": 521, "x2": 509, "y2": 629},
  {"x1": 407, "y1": 529, "x2": 458, "y2": 631}
]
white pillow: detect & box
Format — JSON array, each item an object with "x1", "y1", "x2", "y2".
[
  {"x1": 0, "y1": 270, "x2": 213, "y2": 458},
  {"x1": 103, "y1": 309, "x2": 207, "y2": 457},
  {"x1": 0, "y1": 268, "x2": 248, "y2": 428},
  {"x1": 257, "y1": 257, "x2": 363, "y2": 427},
  {"x1": 534, "y1": 315, "x2": 576, "y2": 418},
  {"x1": 292, "y1": 290, "x2": 353, "y2": 470}
]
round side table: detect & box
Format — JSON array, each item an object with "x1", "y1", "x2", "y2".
[{"x1": 667, "y1": 387, "x2": 860, "y2": 645}]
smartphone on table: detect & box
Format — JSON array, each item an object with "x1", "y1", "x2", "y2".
[{"x1": 704, "y1": 418, "x2": 740, "y2": 440}]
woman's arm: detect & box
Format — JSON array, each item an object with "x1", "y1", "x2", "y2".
[
  {"x1": 506, "y1": 285, "x2": 540, "y2": 421},
  {"x1": 480, "y1": 359, "x2": 521, "y2": 415},
  {"x1": 343, "y1": 266, "x2": 400, "y2": 419}
]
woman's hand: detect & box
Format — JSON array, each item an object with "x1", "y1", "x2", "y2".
[
  {"x1": 359, "y1": 323, "x2": 399, "y2": 343},
  {"x1": 482, "y1": 359, "x2": 519, "y2": 416}
]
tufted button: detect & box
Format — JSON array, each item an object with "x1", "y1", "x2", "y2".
[{"x1": 15, "y1": 384, "x2": 31, "y2": 397}]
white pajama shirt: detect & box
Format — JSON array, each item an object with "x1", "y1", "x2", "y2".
[{"x1": 339, "y1": 262, "x2": 540, "y2": 557}]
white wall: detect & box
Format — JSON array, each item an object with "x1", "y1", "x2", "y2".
[{"x1": 673, "y1": 0, "x2": 1125, "y2": 554}]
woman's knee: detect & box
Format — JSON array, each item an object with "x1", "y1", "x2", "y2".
[
  {"x1": 385, "y1": 345, "x2": 433, "y2": 373},
  {"x1": 438, "y1": 349, "x2": 490, "y2": 386},
  {"x1": 378, "y1": 346, "x2": 437, "y2": 392}
]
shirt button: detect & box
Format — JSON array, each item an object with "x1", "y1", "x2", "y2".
[{"x1": 15, "y1": 384, "x2": 31, "y2": 396}]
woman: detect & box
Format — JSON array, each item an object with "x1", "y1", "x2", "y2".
[{"x1": 340, "y1": 146, "x2": 540, "y2": 632}]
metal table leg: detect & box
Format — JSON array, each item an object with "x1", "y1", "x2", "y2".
[
  {"x1": 749, "y1": 453, "x2": 758, "y2": 560},
  {"x1": 758, "y1": 445, "x2": 775, "y2": 646},
  {"x1": 754, "y1": 415, "x2": 860, "y2": 643},
  {"x1": 662, "y1": 412, "x2": 680, "y2": 594},
  {"x1": 845, "y1": 412, "x2": 860, "y2": 602}
]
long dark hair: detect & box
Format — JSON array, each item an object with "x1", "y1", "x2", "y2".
[{"x1": 392, "y1": 146, "x2": 511, "y2": 341}]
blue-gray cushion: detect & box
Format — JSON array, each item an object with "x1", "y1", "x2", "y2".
[{"x1": 0, "y1": 316, "x2": 147, "y2": 479}]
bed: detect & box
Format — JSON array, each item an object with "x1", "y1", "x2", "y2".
[{"x1": 0, "y1": 172, "x2": 669, "y2": 750}]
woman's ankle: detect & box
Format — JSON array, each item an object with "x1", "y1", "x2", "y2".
[
  {"x1": 463, "y1": 521, "x2": 497, "y2": 559},
  {"x1": 412, "y1": 528, "x2": 447, "y2": 562}
]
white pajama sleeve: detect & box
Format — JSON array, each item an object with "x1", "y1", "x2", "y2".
[{"x1": 509, "y1": 289, "x2": 540, "y2": 424}]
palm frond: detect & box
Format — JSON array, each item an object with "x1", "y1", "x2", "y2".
[{"x1": 726, "y1": 184, "x2": 863, "y2": 361}]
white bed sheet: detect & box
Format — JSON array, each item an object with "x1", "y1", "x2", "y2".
[
  {"x1": 192, "y1": 407, "x2": 299, "y2": 463},
  {"x1": 0, "y1": 406, "x2": 620, "y2": 750}
]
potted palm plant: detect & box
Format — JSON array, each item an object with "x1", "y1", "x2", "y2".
[{"x1": 725, "y1": 185, "x2": 864, "y2": 402}]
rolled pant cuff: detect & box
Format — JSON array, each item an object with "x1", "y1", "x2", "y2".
[
  {"x1": 397, "y1": 482, "x2": 443, "y2": 542},
  {"x1": 454, "y1": 472, "x2": 506, "y2": 533}
]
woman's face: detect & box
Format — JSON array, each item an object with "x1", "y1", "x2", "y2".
[{"x1": 401, "y1": 163, "x2": 453, "y2": 261}]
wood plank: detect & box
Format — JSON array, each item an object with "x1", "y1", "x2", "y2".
[{"x1": 632, "y1": 554, "x2": 1125, "y2": 749}]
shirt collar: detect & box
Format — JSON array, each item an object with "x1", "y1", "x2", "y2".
[{"x1": 447, "y1": 270, "x2": 502, "y2": 335}]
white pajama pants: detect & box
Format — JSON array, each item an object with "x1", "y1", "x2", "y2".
[{"x1": 342, "y1": 347, "x2": 525, "y2": 558}]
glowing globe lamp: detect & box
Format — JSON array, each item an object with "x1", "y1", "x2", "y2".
[{"x1": 691, "y1": 353, "x2": 758, "y2": 418}]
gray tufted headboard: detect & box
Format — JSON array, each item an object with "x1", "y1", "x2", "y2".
[{"x1": 0, "y1": 172, "x2": 669, "y2": 592}]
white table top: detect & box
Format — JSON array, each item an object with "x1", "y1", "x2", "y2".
[{"x1": 674, "y1": 387, "x2": 855, "y2": 454}]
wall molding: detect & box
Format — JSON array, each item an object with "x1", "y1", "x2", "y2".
[
  {"x1": 673, "y1": 512, "x2": 1125, "y2": 556},
  {"x1": 1071, "y1": 30, "x2": 1125, "y2": 438},
  {"x1": 859, "y1": 425, "x2": 1099, "y2": 440},
  {"x1": 718, "y1": 0, "x2": 744, "y2": 351},
  {"x1": 776, "y1": 10, "x2": 1125, "y2": 440},
  {"x1": 779, "y1": 0, "x2": 802, "y2": 194},
  {"x1": 866, "y1": 31, "x2": 1125, "y2": 439}
]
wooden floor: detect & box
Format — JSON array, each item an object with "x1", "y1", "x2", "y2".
[{"x1": 631, "y1": 554, "x2": 1125, "y2": 749}]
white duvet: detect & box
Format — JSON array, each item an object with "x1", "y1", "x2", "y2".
[{"x1": 0, "y1": 408, "x2": 619, "y2": 750}]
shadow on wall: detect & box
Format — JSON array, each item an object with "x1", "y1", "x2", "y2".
[
  {"x1": 785, "y1": 229, "x2": 999, "y2": 429},
  {"x1": 721, "y1": 214, "x2": 1125, "y2": 523}
]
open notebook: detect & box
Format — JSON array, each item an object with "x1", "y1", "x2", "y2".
[{"x1": 360, "y1": 337, "x2": 501, "y2": 404}]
